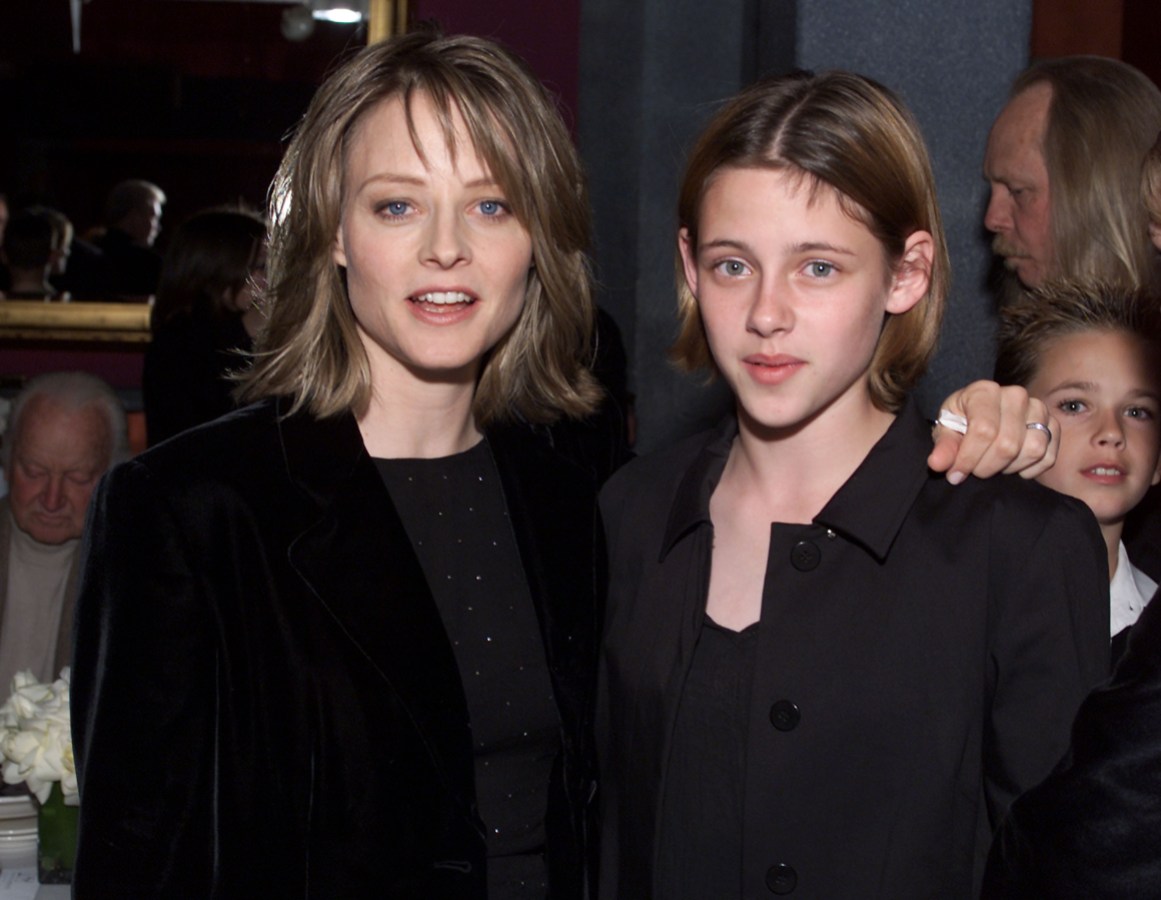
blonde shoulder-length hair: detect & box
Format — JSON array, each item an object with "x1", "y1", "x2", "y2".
[
  {"x1": 671, "y1": 70, "x2": 949, "y2": 412},
  {"x1": 238, "y1": 30, "x2": 601, "y2": 426},
  {"x1": 1013, "y1": 56, "x2": 1161, "y2": 292}
]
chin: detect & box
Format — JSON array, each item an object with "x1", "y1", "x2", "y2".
[{"x1": 22, "y1": 521, "x2": 80, "y2": 546}]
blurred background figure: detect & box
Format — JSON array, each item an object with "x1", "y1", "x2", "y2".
[
  {"x1": 1, "y1": 207, "x2": 67, "y2": 300},
  {"x1": 35, "y1": 205, "x2": 75, "y2": 293},
  {"x1": 0, "y1": 372, "x2": 127, "y2": 691},
  {"x1": 90, "y1": 179, "x2": 166, "y2": 299},
  {"x1": 142, "y1": 206, "x2": 266, "y2": 446}
]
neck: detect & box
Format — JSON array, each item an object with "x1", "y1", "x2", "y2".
[
  {"x1": 357, "y1": 358, "x2": 481, "y2": 460},
  {"x1": 728, "y1": 392, "x2": 895, "y2": 523},
  {"x1": 1100, "y1": 520, "x2": 1124, "y2": 582}
]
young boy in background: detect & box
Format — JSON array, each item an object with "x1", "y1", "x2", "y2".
[{"x1": 996, "y1": 281, "x2": 1161, "y2": 659}]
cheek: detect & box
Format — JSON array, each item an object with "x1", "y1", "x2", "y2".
[{"x1": 9, "y1": 478, "x2": 40, "y2": 508}]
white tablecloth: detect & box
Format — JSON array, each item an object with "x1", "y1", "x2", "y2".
[{"x1": 0, "y1": 868, "x2": 69, "y2": 899}]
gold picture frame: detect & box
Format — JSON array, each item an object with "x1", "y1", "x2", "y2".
[
  {"x1": 367, "y1": 0, "x2": 408, "y2": 44},
  {"x1": 0, "y1": 301, "x2": 152, "y2": 344}
]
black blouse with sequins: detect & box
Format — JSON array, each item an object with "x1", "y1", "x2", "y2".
[{"x1": 377, "y1": 439, "x2": 560, "y2": 900}]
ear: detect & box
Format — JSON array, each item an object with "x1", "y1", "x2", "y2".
[
  {"x1": 332, "y1": 226, "x2": 348, "y2": 268},
  {"x1": 1152, "y1": 454, "x2": 1161, "y2": 488},
  {"x1": 885, "y1": 230, "x2": 934, "y2": 316},
  {"x1": 678, "y1": 228, "x2": 699, "y2": 298}
]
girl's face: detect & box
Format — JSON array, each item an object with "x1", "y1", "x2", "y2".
[
  {"x1": 679, "y1": 167, "x2": 929, "y2": 435},
  {"x1": 333, "y1": 91, "x2": 533, "y2": 389}
]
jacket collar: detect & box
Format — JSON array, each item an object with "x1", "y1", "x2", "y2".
[
  {"x1": 661, "y1": 398, "x2": 933, "y2": 563},
  {"x1": 274, "y1": 401, "x2": 474, "y2": 798}
]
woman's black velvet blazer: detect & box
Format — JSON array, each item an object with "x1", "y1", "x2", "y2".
[{"x1": 70, "y1": 398, "x2": 603, "y2": 898}]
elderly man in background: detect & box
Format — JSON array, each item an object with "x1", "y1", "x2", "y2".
[
  {"x1": 0, "y1": 372, "x2": 127, "y2": 690},
  {"x1": 984, "y1": 55, "x2": 1161, "y2": 293}
]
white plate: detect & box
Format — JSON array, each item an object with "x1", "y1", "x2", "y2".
[
  {"x1": 0, "y1": 795, "x2": 35, "y2": 822},
  {"x1": 0, "y1": 830, "x2": 36, "y2": 869}
]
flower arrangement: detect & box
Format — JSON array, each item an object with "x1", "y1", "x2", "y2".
[{"x1": 0, "y1": 669, "x2": 77, "y2": 806}]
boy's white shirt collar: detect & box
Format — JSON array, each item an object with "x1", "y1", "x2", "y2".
[{"x1": 1110, "y1": 540, "x2": 1158, "y2": 637}]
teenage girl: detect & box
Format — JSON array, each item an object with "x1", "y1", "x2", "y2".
[{"x1": 597, "y1": 70, "x2": 1111, "y2": 899}]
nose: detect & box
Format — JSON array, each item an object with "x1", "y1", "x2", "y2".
[
  {"x1": 40, "y1": 475, "x2": 67, "y2": 512},
  {"x1": 983, "y1": 186, "x2": 1011, "y2": 234},
  {"x1": 747, "y1": 278, "x2": 794, "y2": 337},
  {"x1": 1093, "y1": 408, "x2": 1126, "y2": 449},
  {"x1": 422, "y1": 209, "x2": 470, "y2": 269}
]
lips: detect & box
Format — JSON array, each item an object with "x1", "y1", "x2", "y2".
[
  {"x1": 1082, "y1": 464, "x2": 1126, "y2": 484},
  {"x1": 406, "y1": 290, "x2": 479, "y2": 324},
  {"x1": 742, "y1": 353, "x2": 806, "y2": 385}
]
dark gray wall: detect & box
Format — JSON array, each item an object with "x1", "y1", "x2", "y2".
[{"x1": 580, "y1": 0, "x2": 1032, "y2": 452}]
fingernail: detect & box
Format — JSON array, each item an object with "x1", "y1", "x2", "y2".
[{"x1": 947, "y1": 470, "x2": 966, "y2": 485}]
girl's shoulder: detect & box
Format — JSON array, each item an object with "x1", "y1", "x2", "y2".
[{"x1": 602, "y1": 424, "x2": 727, "y2": 512}]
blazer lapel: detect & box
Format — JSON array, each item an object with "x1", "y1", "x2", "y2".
[
  {"x1": 489, "y1": 426, "x2": 601, "y2": 721},
  {"x1": 278, "y1": 405, "x2": 472, "y2": 791}
]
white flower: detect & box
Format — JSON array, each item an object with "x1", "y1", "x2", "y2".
[{"x1": 0, "y1": 669, "x2": 78, "y2": 805}]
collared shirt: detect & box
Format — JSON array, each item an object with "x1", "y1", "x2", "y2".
[
  {"x1": 1110, "y1": 540, "x2": 1157, "y2": 637},
  {"x1": 598, "y1": 398, "x2": 1111, "y2": 900}
]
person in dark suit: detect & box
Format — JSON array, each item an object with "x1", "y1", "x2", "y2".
[
  {"x1": 89, "y1": 179, "x2": 166, "y2": 298},
  {"x1": 981, "y1": 590, "x2": 1161, "y2": 899},
  {"x1": 71, "y1": 33, "x2": 606, "y2": 899},
  {"x1": 597, "y1": 71, "x2": 1110, "y2": 900}
]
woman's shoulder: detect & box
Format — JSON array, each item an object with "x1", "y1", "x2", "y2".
[
  {"x1": 123, "y1": 399, "x2": 331, "y2": 502},
  {"x1": 139, "y1": 398, "x2": 281, "y2": 460}
]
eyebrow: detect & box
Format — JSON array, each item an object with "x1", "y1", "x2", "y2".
[
  {"x1": 355, "y1": 173, "x2": 501, "y2": 193},
  {"x1": 1044, "y1": 380, "x2": 1161, "y2": 402},
  {"x1": 699, "y1": 238, "x2": 856, "y2": 256}
]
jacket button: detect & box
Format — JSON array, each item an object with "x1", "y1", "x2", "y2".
[
  {"x1": 766, "y1": 863, "x2": 797, "y2": 894},
  {"x1": 790, "y1": 540, "x2": 820, "y2": 571},
  {"x1": 769, "y1": 700, "x2": 800, "y2": 731}
]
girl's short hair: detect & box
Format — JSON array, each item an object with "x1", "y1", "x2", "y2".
[
  {"x1": 671, "y1": 70, "x2": 948, "y2": 412},
  {"x1": 238, "y1": 30, "x2": 600, "y2": 426}
]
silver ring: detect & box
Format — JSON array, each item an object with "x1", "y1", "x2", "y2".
[{"x1": 1026, "y1": 421, "x2": 1052, "y2": 444}]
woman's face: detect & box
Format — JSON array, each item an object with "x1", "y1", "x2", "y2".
[{"x1": 333, "y1": 91, "x2": 533, "y2": 389}]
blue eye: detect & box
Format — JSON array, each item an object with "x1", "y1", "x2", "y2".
[
  {"x1": 478, "y1": 199, "x2": 508, "y2": 216},
  {"x1": 806, "y1": 261, "x2": 835, "y2": 277},
  {"x1": 378, "y1": 200, "x2": 410, "y2": 219},
  {"x1": 715, "y1": 259, "x2": 749, "y2": 277},
  {"x1": 1127, "y1": 406, "x2": 1155, "y2": 421}
]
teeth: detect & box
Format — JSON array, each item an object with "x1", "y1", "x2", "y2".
[
  {"x1": 1090, "y1": 467, "x2": 1122, "y2": 476},
  {"x1": 414, "y1": 291, "x2": 472, "y2": 305}
]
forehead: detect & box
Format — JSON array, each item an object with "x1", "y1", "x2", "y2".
[
  {"x1": 700, "y1": 166, "x2": 876, "y2": 239},
  {"x1": 15, "y1": 398, "x2": 110, "y2": 467},
  {"x1": 988, "y1": 83, "x2": 1052, "y2": 164},
  {"x1": 347, "y1": 91, "x2": 494, "y2": 178},
  {"x1": 1037, "y1": 329, "x2": 1161, "y2": 391}
]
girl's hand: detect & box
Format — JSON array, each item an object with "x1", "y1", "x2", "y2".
[{"x1": 928, "y1": 381, "x2": 1057, "y2": 484}]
